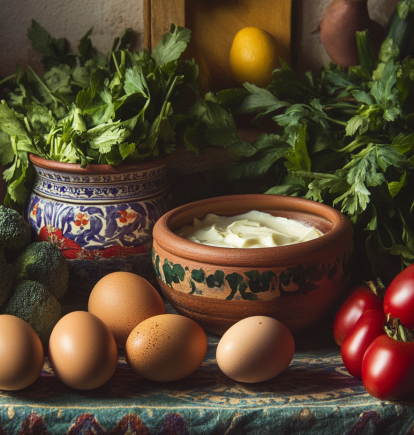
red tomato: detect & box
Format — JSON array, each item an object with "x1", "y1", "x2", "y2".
[
  {"x1": 384, "y1": 264, "x2": 414, "y2": 329},
  {"x1": 362, "y1": 334, "x2": 414, "y2": 401},
  {"x1": 340, "y1": 309, "x2": 385, "y2": 378},
  {"x1": 333, "y1": 285, "x2": 383, "y2": 346}
]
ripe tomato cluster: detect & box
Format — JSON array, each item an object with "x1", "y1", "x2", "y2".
[{"x1": 333, "y1": 264, "x2": 414, "y2": 401}]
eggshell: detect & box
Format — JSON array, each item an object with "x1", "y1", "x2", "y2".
[
  {"x1": 125, "y1": 314, "x2": 207, "y2": 382},
  {"x1": 0, "y1": 315, "x2": 44, "y2": 390},
  {"x1": 88, "y1": 272, "x2": 166, "y2": 348},
  {"x1": 216, "y1": 316, "x2": 295, "y2": 383},
  {"x1": 48, "y1": 311, "x2": 118, "y2": 390}
]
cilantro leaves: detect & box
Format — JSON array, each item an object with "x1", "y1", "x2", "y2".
[
  {"x1": 0, "y1": 21, "x2": 207, "y2": 207},
  {"x1": 216, "y1": 46, "x2": 414, "y2": 279}
]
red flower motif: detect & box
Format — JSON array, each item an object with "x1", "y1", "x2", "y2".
[
  {"x1": 37, "y1": 225, "x2": 64, "y2": 245},
  {"x1": 118, "y1": 209, "x2": 137, "y2": 224},
  {"x1": 74, "y1": 213, "x2": 89, "y2": 227},
  {"x1": 36, "y1": 225, "x2": 81, "y2": 257},
  {"x1": 31, "y1": 203, "x2": 38, "y2": 216},
  {"x1": 91, "y1": 249, "x2": 104, "y2": 258},
  {"x1": 61, "y1": 249, "x2": 81, "y2": 260},
  {"x1": 35, "y1": 225, "x2": 150, "y2": 261},
  {"x1": 76, "y1": 249, "x2": 96, "y2": 260}
]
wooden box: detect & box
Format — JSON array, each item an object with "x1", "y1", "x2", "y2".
[{"x1": 144, "y1": 0, "x2": 292, "y2": 91}]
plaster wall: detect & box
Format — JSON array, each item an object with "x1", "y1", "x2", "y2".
[
  {"x1": 0, "y1": 0, "x2": 144, "y2": 79},
  {"x1": 0, "y1": 0, "x2": 399, "y2": 80}
]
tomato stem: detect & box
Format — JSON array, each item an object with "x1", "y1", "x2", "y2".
[
  {"x1": 399, "y1": 324, "x2": 408, "y2": 342},
  {"x1": 366, "y1": 277, "x2": 387, "y2": 299},
  {"x1": 384, "y1": 315, "x2": 414, "y2": 342}
]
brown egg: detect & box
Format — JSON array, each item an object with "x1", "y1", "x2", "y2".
[
  {"x1": 88, "y1": 272, "x2": 166, "y2": 348},
  {"x1": 48, "y1": 311, "x2": 118, "y2": 390},
  {"x1": 125, "y1": 314, "x2": 207, "y2": 382},
  {"x1": 0, "y1": 315, "x2": 44, "y2": 390},
  {"x1": 216, "y1": 316, "x2": 295, "y2": 383}
]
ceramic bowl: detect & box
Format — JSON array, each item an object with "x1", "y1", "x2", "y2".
[{"x1": 152, "y1": 194, "x2": 354, "y2": 335}]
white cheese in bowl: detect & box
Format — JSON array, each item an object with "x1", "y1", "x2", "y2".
[{"x1": 175, "y1": 210, "x2": 322, "y2": 248}]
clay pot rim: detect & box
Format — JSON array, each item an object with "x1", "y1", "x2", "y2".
[
  {"x1": 153, "y1": 194, "x2": 353, "y2": 268},
  {"x1": 29, "y1": 153, "x2": 173, "y2": 174}
]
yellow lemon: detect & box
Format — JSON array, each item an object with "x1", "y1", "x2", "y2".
[{"x1": 229, "y1": 27, "x2": 279, "y2": 88}]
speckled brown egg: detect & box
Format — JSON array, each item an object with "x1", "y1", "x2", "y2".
[
  {"x1": 48, "y1": 311, "x2": 118, "y2": 390},
  {"x1": 88, "y1": 272, "x2": 166, "y2": 348},
  {"x1": 0, "y1": 315, "x2": 44, "y2": 391},
  {"x1": 125, "y1": 314, "x2": 207, "y2": 382}
]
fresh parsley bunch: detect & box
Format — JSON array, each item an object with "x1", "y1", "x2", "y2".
[
  {"x1": 211, "y1": 30, "x2": 414, "y2": 283},
  {"x1": 0, "y1": 21, "x2": 207, "y2": 208}
]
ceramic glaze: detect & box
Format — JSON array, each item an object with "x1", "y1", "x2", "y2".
[
  {"x1": 152, "y1": 194, "x2": 354, "y2": 335},
  {"x1": 27, "y1": 154, "x2": 173, "y2": 295}
]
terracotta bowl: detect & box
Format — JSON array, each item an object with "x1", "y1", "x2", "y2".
[{"x1": 152, "y1": 194, "x2": 354, "y2": 335}]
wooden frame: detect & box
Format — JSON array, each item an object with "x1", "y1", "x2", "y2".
[{"x1": 144, "y1": 0, "x2": 185, "y2": 52}]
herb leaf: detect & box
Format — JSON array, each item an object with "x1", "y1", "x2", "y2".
[
  {"x1": 27, "y1": 20, "x2": 76, "y2": 69},
  {"x1": 152, "y1": 24, "x2": 192, "y2": 66}
]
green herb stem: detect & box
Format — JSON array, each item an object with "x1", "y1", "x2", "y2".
[
  {"x1": 46, "y1": 126, "x2": 60, "y2": 154},
  {"x1": 319, "y1": 114, "x2": 348, "y2": 127},
  {"x1": 165, "y1": 101, "x2": 171, "y2": 117},
  {"x1": 294, "y1": 170, "x2": 341, "y2": 180},
  {"x1": 112, "y1": 50, "x2": 126, "y2": 79},
  {"x1": 165, "y1": 75, "x2": 179, "y2": 105},
  {"x1": 24, "y1": 117, "x2": 32, "y2": 134},
  {"x1": 75, "y1": 145, "x2": 87, "y2": 161},
  {"x1": 28, "y1": 66, "x2": 66, "y2": 110},
  {"x1": 325, "y1": 102, "x2": 358, "y2": 110},
  {"x1": 333, "y1": 136, "x2": 378, "y2": 154},
  {"x1": 0, "y1": 74, "x2": 16, "y2": 86}
]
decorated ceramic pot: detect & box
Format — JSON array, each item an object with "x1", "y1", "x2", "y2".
[
  {"x1": 152, "y1": 194, "x2": 354, "y2": 335},
  {"x1": 27, "y1": 154, "x2": 173, "y2": 295}
]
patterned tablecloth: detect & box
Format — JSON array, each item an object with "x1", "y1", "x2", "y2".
[{"x1": 1, "y1": 299, "x2": 414, "y2": 435}]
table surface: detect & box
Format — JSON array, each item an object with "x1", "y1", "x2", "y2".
[{"x1": 1, "y1": 298, "x2": 414, "y2": 435}]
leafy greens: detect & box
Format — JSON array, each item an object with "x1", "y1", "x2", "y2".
[
  {"x1": 207, "y1": 32, "x2": 414, "y2": 282},
  {"x1": 0, "y1": 21, "x2": 249, "y2": 208}
]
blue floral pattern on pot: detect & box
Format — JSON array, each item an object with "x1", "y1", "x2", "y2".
[{"x1": 26, "y1": 155, "x2": 173, "y2": 295}]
